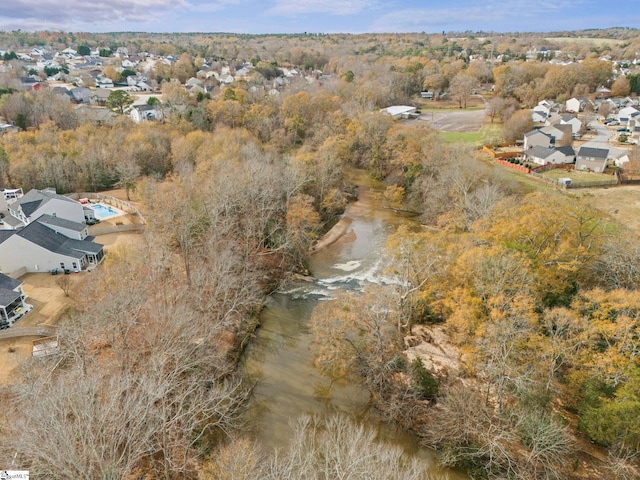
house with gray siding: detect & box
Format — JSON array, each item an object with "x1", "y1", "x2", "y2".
[
  {"x1": 523, "y1": 129, "x2": 552, "y2": 150},
  {"x1": 0, "y1": 217, "x2": 104, "y2": 275},
  {"x1": 525, "y1": 146, "x2": 575, "y2": 166},
  {"x1": 575, "y1": 147, "x2": 609, "y2": 173},
  {"x1": 8, "y1": 188, "x2": 86, "y2": 227}
]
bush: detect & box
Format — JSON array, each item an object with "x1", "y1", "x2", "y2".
[{"x1": 410, "y1": 358, "x2": 439, "y2": 400}]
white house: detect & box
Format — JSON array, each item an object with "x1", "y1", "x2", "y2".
[
  {"x1": 0, "y1": 217, "x2": 104, "y2": 275},
  {"x1": 130, "y1": 104, "x2": 163, "y2": 123},
  {"x1": 525, "y1": 146, "x2": 575, "y2": 166},
  {"x1": 565, "y1": 97, "x2": 582, "y2": 113},
  {"x1": 617, "y1": 106, "x2": 640, "y2": 125},
  {"x1": 9, "y1": 188, "x2": 87, "y2": 227},
  {"x1": 560, "y1": 114, "x2": 583, "y2": 135},
  {"x1": 0, "y1": 273, "x2": 30, "y2": 328}
]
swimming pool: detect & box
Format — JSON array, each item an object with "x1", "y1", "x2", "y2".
[{"x1": 91, "y1": 203, "x2": 124, "y2": 220}]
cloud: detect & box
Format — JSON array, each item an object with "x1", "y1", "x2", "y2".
[
  {"x1": 0, "y1": 0, "x2": 237, "y2": 31},
  {"x1": 266, "y1": 0, "x2": 379, "y2": 17}
]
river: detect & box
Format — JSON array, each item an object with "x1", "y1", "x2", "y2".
[{"x1": 242, "y1": 170, "x2": 467, "y2": 479}]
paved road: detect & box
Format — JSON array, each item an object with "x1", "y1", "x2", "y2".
[{"x1": 581, "y1": 119, "x2": 628, "y2": 159}]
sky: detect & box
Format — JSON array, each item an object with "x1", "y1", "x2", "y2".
[{"x1": 0, "y1": 0, "x2": 638, "y2": 34}]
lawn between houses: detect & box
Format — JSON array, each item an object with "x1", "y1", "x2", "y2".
[{"x1": 539, "y1": 168, "x2": 615, "y2": 184}]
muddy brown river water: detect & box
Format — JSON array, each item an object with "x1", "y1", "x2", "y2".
[{"x1": 242, "y1": 170, "x2": 468, "y2": 478}]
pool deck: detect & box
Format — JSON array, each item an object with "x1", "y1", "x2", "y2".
[{"x1": 90, "y1": 202, "x2": 127, "y2": 220}]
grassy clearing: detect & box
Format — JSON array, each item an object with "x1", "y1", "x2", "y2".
[
  {"x1": 440, "y1": 124, "x2": 502, "y2": 146},
  {"x1": 541, "y1": 169, "x2": 613, "y2": 184}
]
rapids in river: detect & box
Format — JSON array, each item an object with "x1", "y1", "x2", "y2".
[{"x1": 242, "y1": 170, "x2": 468, "y2": 479}]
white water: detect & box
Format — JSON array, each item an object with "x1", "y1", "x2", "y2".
[{"x1": 242, "y1": 171, "x2": 468, "y2": 479}]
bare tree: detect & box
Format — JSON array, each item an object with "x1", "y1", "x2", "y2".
[
  {"x1": 449, "y1": 74, "x2": 477, "y2": 109},
  {"x1": 263, "y1": 415, "x2": 437, "y2": 480}
]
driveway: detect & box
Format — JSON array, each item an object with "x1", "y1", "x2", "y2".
[{"x1": 580, "y1": 119, "x2": 629, "y2": 159}]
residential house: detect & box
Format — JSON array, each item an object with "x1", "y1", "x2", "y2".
[
  {"x1": 532, "y1": 109, "x2": 548, "y2": 123},
  {"x1": 565, "y1": 97, "x2": 582, "y2": 113},
  {"x1": 90, "y1": 89, "x2": 111, "y2": 106},
  {"x1": 560, "y1": 114, "x2": 583, "y2": 136},
  {"x1": 523, "y1": 129, "x2": 552, "y2": 150},
  {"x1": 575, "y1": 147, "x2": 609, "y2": 173},
  {"x1": 596, "y1": 86, "x2": 612, "y2": 98},
  {"x1": 541, "y1": 123, "x2": 573, "y2": 146},
  {"x1": 96, "y1": 77, "x2": 114, "y2": 88},
  {"x1": 36, "y1": 214, "x2": 88, "y2": 240},
  {"x1": 8, "y1": 188, "x2": 87, "y2": 227},
  {"x1": 532, "y1": 101, "x2": 552, "y2": 123},
  {"x1": 617, "y1": 106, "x2": 640, "y2": 125},
  {"x1": 130, "y1": 104, "x2": 163, "y2": 123},
  {"x1": 525, "y1": 146, "x2": 576, "y2": 166},
  {"x1": 0, "y1": 273, "x2": 30, "y2": 328},
  {"x1": 0, "y1": 217, "x2": 104, "y2": 274},
  {"x1": 70, "y1": 86, "x2": 92, "y2": 104},
  {"x1": 75, "y1": 105, "x2": 117, "y2": 125}
]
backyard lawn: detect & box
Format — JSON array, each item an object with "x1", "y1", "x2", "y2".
[
  {"x1": 439, "y1": 124, "x2": 502, "y2": 146},
  {"x1": 540, "y1": 168, "x2": 615, "y2": 184}
]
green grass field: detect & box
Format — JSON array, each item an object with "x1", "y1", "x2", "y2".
[
  {"x1": 440, "y1": 124, "x2": 503, "y2": 146},
  {"x1": 541, "y1": 169, "x2": 614, "y2": 183}
]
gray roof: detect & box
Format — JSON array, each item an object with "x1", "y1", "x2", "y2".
[
  {"x1": 0, "y1": 272, "x2": 21, "y2": 291},
  {"x1": 525, "y1": 129, "x2": 551, "y2": 138},
  {"x1": 37, "y1": 214, "x2": 86, "y2": 232},
  {"x1": 19, "y1": 200, "x2": 42, "y2": 217},
  {"x1": 13, "y1": 188, "x2": 76, "y2": 219},
  {"x1": 528, "y1": 146, "x2": 555, "y2": 159},
  {"x1": 556, "y1": 146, "x2": 576, "y2": 156},
  {"x1": 1, "y1": 215, "x2": 23, "y2": 228},
  {"x1": 63, "y1": 238, "x2": 103, "y2": 255},
  {"x1": 0, "y1": 288, "x2": 20, "y2": 308},
  {"x1": 578, "y1": 147, "x2": 608, "y2": 159},
  {"x1": 16, "y1": 221, "x2": 103, "y2": 259},
  {"x1": 0, "y1": 231, "x2": 14, "y2": 244}
]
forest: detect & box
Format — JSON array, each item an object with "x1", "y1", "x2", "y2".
[{"x1": 0, "y1": 28, "x2": 639, "y2": 479}]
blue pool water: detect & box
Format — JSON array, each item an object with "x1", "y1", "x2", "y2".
[{"x1": 91, "y1": 203, "x2": 121, "y2": 220}]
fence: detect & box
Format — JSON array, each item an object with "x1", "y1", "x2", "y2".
[
  {"x1": 68, "y1": 192, "x2": 146, "y2": 225},
  {"x1": 496, "y1": 158, "x2": 530, "y2": 173},
  {"x1": 89, "y1": 224, "x2": 144, "y2": 236},
  {"x1": 0, "y1": 324, "x2": 58, "y2": 341},
  {"x1": 529, "y1": 171, "x2": 619, "y2": 189},
  {"x1": 483, "y1": 144, "x2": 523, "y2": 159}
]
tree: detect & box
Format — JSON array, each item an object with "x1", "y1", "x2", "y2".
[
  {"x1": 106, "y1": 90, "x2": 133, "y2": 114},
  {"x1": 611, "y1": 76, "x2": 631, "y2": 97},
  {"x1": 77, "y1": 45, "x2": 91, "y2": 56},
  {"x1": 503, "y1": 109, "x2": 533, "y2": 143},
  {"x1": 486, "y1": 96, "x2": 504, "y2": 123},
  {"x1": 261, "y1": 415, "x2": 433, "y2": 480},
  {"x1": 448, "y1": 74, "x2": 476, "y2": 109},
  {"x1": 599, "y1": 101, "x2": 611, "y2": 120},
  {"x1": 101, "y1": 65, "x2": 121, "y2": 82},
  {"x1": 311, "y1": 288, "x2": 403, "y2": 399}
]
